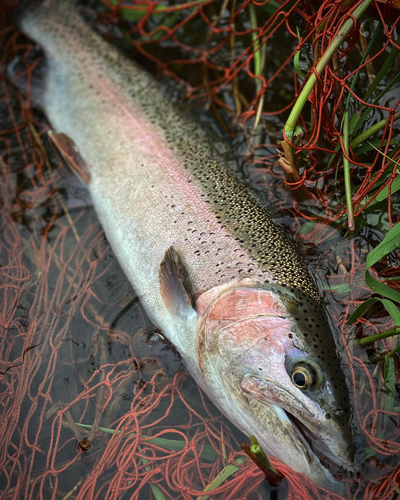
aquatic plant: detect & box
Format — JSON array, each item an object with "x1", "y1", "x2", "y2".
[{"x1": 0, "y1": 0, "x2": 399, "y2": 498}]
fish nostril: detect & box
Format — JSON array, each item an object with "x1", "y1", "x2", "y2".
[{"x1": 334, "y1": 408, "x2": 346, "y2": 417}]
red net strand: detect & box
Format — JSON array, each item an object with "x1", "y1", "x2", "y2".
[{"x1": 1, "y1": 0, "x2": 400, "y2": 498}]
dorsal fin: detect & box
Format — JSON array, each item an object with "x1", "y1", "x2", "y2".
[{"x1": 159, "y1": 247, "x2": 195, "y2": 317}]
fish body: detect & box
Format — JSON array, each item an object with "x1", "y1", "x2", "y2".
[{"x1": 19, "y1": 1, "x2": 354, "y2": 493}]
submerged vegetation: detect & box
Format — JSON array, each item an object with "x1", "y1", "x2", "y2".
[{"x1": 0, "y1": 0, "x2": 399, "y2": 498}]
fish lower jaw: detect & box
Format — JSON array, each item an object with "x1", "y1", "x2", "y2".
[
  {"x1": 283, "y1": 409, "x2": 353, "y2": 477},
  {"x1": 283, "y1": 410, "x2": 329, "y2": 469}
]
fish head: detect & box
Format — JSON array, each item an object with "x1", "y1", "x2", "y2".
[{"x1": 197, "y1": 283, "x2": 354, "y2": 490}]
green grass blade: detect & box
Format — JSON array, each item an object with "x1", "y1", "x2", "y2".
[
  {"x1": 327, "y1": 142, "x2": 342, "y2": 170},
  {"x1": 364, "y1": 221, "x2": 400, "y2": 304},
  {"x1": 355, "y1": 144, "x2": 400, "y2": 210},
  {"x1": 369, "y1": 174, "x2": 400, "y2": 206},
  {"x1": 149, "y1": 484, "x2": 166, "y2": 500},
  {"x1": 106, "y1": 2, "x2": 167, "y2": 21},
  {"x1": 345, "y1": 20, "x2": 383, "y2": 110},
  {"x1": 379, "y1": 300, "x2": 400, "y2": 326},
  {"x1": 366, "y1": 222, "x2": 400, "y2": 272},
  {"x1": 141, "y1": 452, "x2": 167, "y2": 500},
  {"x1": 384, "y1": 356, "x2": 396, "y2": 403},
  {"x1": 380, "y1": 357, "x2": 396, "y2": 430},
  {"x1": 350, "y1": 110, "x2": 400, "y2": 150},
  {"x1": 76, "y1": 423, "x2": 218, "y2": 462},
  {"x1": 327, "y1": 20, "x2": 383, "y2": 167},
  {"x1": 196, "y1": 458, "x2": 245, "y2": 500},
  {"x1": 152, "y1": 11, "x2": 181, "y2": 40},
  {"x1": 348, "y1": 297, "x2": 380, "y2": 324},
  {"x1": 321, "y1": 283, "x2": 351, "y2": 293},
  {"x1": 342, "y1": 110, "x2": 355, "y2": 231},
  {"x1": 104, "y1": 0, "x2": 211, "y2": 22},
  {"x1": 364, "y1": 140, "x2": 400, "y2": 168},
  {"x1": 362, "y1": 33, "x2": 400, "y2": 103},
  {"x1": 249, "y1": 3, "x2": 260, "y2": 76},
  {"x1": 365, "y1": 270, "x2": 400, "y2": 304},
  {"x1": 354, "y1": 139, "x2": 399, "y2": 156},
  {"x1": 349, "y1": 297, "x2": 400, "y2": 327},
  {"x1": 349, "y1": 223, "x2": 400, "y2": 327},
  {"x1": 259, "y1": 0, "x2": 282, "y2": 14},
  {"x1": 294, "y1": 27, "x2": 308, "y2": 78},
  {"x1": 350, "y1": 71, "x2": 400, "y2": 137}
]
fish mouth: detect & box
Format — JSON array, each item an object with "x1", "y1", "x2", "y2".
[
  {"x1": 240, "y1": 375, "x2": 354, "y2": 475},
  {"x1": 282, "y1": 409, "x2": 352, "y2": 475}
]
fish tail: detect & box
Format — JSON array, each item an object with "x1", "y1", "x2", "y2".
[
  {"x1": 19, "y1": 0, "x2": 83, "y2": 49},
  {"x1": 19, "y1": 0, "x2": 68, "y2": 23}
]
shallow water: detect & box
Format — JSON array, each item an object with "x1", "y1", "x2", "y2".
[{"x1": 1, "y1": 2, "x2": 400, "y2": 499}]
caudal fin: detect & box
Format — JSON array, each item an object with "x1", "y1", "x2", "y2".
[{"x1": 18, "y1": 0, "x2": 81, "y2": 48}]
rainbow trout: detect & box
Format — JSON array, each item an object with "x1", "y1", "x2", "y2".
[{"x1": 19, "y1": 0, "x2": 354, "y2": 493}]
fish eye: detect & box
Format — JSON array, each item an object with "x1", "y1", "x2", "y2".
[{"x1": 291, "y1": 363, "x2": 315, "y2": 390}]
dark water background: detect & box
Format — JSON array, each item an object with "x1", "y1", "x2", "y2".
[{"x1": 0, "y1": 1, "x2": 400, "y2": 499}]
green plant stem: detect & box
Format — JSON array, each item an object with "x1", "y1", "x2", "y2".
[
  {"x1": 359, "y1": 327, "x2": 400, "y2": 346},
  {"x1": 284, "y1": 0, "x2": 374, "y2": 140},
  {"x1": 350, "y1": 110, "x2": 400, "y2": 149},
  {"x1": 370, "y1": 343, "x2": 400, "y2": 363},
  {"x1": 249, "y1": 436, "x2": 279, "y2": 475},
  {"x1": 342, "y1": 110, "x2": 355, "y2": 231},
  {"x1": 249, "y1": 3, "x2": 260, "y2": 77}
]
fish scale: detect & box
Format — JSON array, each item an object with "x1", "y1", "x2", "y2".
[{"x1": 19, "y1": 0, "x2": 355, "y2": 494}]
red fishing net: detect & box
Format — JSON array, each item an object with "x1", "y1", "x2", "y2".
[{"x1": 1, "y1": 0, "x2": 400, "y2": 499}]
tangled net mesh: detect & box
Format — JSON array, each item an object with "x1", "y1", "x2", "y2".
[{"x1": 1, "y1": 0, "x2": 400, "y2": 498}]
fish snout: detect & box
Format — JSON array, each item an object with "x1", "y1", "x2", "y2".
[{"x1": 240, "y1": 373, "x2": 356, "y2": 471}]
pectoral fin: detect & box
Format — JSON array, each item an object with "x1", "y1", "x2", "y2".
[
  {"x1": 159, "y1": 247, "x2": 195, "y2": 317},
  {"x1": 48, "y1": 131, "x2": 91, "y2": 185}
]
